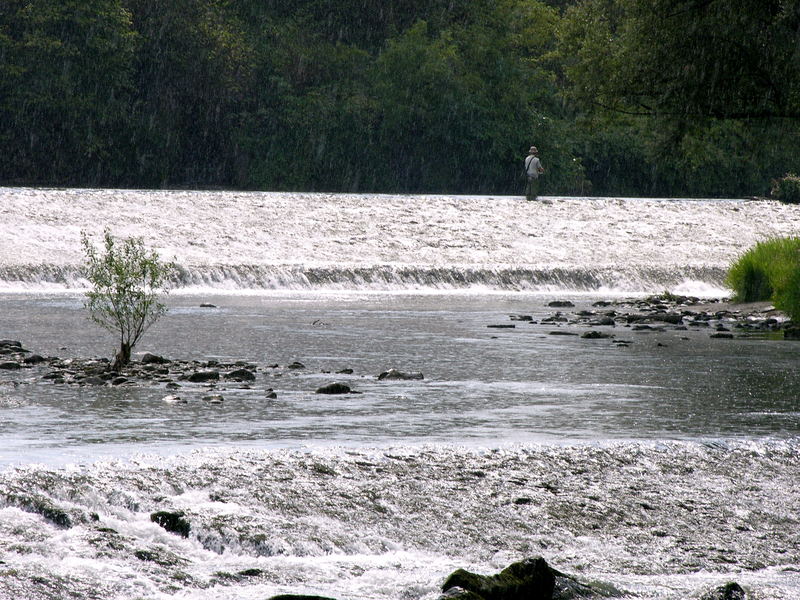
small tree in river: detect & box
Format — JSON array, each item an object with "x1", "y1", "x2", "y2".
[{"x1": 81, "y1": 230, "x2": 175, "y2": 370}]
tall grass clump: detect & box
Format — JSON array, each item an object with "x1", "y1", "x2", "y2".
[
  {"x1": 774, "y1": 268, "x2": 800, "y2": 323},
  {"x1": 726, "y1": 237, "x2": 800, "y2": 320}
]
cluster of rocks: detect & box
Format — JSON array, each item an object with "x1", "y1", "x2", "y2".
[
  {"x1": 0, "y1": 340, "x2": 426, "y2": 401},
  {"x1": 498, "y1": 293, "x2": 797, "y2": 340},
  {"x1": 2, "y1": 347, "x2": 261, "y2": 389},
  {"x1": 0, "y1": 339, "x2": 45, "y2": 370}
]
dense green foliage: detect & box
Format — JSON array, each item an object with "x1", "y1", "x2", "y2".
[
  {"x1": 726, "y1": 237, "x2": 800, "y2": 321},
  {"x1": 772, "y1": 174, "x2": 800, "y2": 204},
  {"x1": 560, "y1": 0, "x2": 800, "y2": 120},
  {"x1": 778, "y1": 268, "x2": 800, "y2": 323},
  {"x1": 81, "y1": 229, "x2": 175, "y2": 368},
  {"x1": 1, "y1": 0, "x2": 799, "y2": 195}
]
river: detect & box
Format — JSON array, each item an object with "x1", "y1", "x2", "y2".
[{"x1": 0, "y1": 188, "x2": 798, "y2": 600}]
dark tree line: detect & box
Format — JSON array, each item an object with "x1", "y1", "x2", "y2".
[{"x1": 1, "y1": 0, "x2": 798, "y2": 196}]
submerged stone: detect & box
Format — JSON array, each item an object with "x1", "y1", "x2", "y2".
[
  {"x1": 581, "y1": 331, "x2": 612, "y2": 339},
  {"x1": 162, "y1": 394, "x2": 186, "y2": 404},
  {"x1": 150, "y1": 510, "x2": 191, "y2": 538}
]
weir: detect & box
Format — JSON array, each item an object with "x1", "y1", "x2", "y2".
[
  {"x1": 1, "y1": 187, "x2": 797, "y2": 295},
  {"x1": 0, "y1": 262, "x2": 727, "y2": 293}
]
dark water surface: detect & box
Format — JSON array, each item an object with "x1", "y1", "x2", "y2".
[{"x1": 2, "y1": 292, "x2": 798, "y2": 467}]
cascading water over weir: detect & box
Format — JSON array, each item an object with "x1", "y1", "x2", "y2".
[{"x1": 1, "y1": 187, "x2": 794, "y2": 295}]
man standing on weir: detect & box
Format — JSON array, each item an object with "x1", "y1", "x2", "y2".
[{"x1": 524, "y1": 146, "x2": 544, "y2": 202}]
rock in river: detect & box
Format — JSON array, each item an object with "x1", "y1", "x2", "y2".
[
  {"x1": 441, "y1": 557, "x2": 623, "y2": 600},
  {"x1": 315, "y1": 382, "x2": 352, "y2": 395},
  {"x1": 700, "y1": 582, "x2": 746, "y2": 600},
  {"x1": 378, "y1": 368, "x2": 424, "y2": 381},
  {"x1": 224, "y1": 368, "x2": 256, "y2": 381},
  {"x1": 150, "y1": 511, "x2": 191, "y2": 538},
  {"x1": 187, "y1": 370, "x2": 220, "y2": 383},
  {"x1": 441, "y1": 557, "x2": 554, "y2": 600},
  {"x1": 581, "y1": 331, "x2": 613, "y2": 339},
  {"x1": 140, "y1": 352, "x2": 169, "y2": 364}
]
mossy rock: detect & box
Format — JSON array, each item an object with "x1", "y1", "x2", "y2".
[
  {"x1": 442, "y1": 557, "x2": 555, "y2": 600},
  {"x1": 3, "y1": 492, "x2": 74, "y2": 528}
]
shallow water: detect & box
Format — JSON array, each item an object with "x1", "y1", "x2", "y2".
[{"x1": 2, "y1": 293, "x2": 799, "y2": 468}]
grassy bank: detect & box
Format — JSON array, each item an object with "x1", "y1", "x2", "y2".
[{"x1": 726, "y1": 237, "x2": 800, "y2": 321}]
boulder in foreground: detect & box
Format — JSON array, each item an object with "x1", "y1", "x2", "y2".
[
  {"x1": 441, "y1": 557, "x2": 624, "y2": 600},
  {"x1": 700, "y1": 582, "x2": 746, "y2": 600},
  {"x1": 268, "y1": 596, "x2": 338, "y2": 600},
  {"x1": 441, "y1": 557, "x2": 554, "y2": 600}
]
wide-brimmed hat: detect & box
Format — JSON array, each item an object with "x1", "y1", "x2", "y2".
[{"x1": 529, "y1": 146, "x2": 538, "y2": 153}]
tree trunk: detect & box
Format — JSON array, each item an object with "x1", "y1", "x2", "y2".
[{"x1": 111, "y1": 342, "x2": 131, "y2": 371}]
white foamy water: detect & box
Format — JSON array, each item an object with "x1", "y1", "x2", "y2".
[
  {"x1": 2, "y1": 187, "x2": 799, "y2": 293},
  {"x1": 0, "y1": 443, "x2": 798, "y2": 600}
]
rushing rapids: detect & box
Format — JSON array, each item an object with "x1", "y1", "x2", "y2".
[{"x1": 1, "y1": 443, "x2": 799, "y2": 600}]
